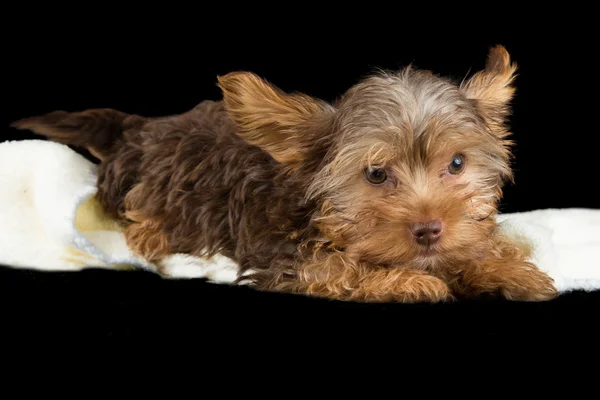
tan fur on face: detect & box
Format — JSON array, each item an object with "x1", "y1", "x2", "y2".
[{"x1": 302, "y1": 49, "x2": 515, "y2": 272}]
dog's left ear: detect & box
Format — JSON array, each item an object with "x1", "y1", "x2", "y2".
[
  {"x1": 218, "y1": 72, "x2": 335, "y2": 167},
  {"x1": 460, "y1": 45, "x2": 517, "y2": 136}
]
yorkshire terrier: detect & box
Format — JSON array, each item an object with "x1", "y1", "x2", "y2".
[{"x1": 12, "y1": 45, "x2": 558, "y2": 302}]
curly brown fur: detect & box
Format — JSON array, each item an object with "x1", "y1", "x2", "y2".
[{"x1": 11, "y1": 45, "x2": 558, "y2": 303}]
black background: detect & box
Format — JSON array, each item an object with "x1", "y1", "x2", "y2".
[{"x1": 1, "y1": 7, "x2": 599, "y2": 349}]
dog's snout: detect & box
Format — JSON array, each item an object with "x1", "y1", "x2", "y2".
[{"x1": 411, "y1": 220, "x2": 442, "y2": 246}]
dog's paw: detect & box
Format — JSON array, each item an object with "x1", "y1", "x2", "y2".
[
  {"x1": 394, "y1": 274, "x2": 455, "y2": 303},
  {"x1": 359, "y1": 273, "x2": 454, "y2": 304},
  {"x1": 497, "y1": 267, "x2": 558, "y2": 302},
  {"x1": 469, "y1": 262, "x2": 559, "y2": 302}
]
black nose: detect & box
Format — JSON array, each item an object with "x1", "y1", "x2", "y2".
[{"x1": 411, "y1": 220, "x2": 442, "y2": 246}]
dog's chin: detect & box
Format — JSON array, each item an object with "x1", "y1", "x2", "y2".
[
  {"x1": 418, "y1": 246, "x2": 439, "y2": 257},
  {"x1": 413, "y1": 247, "x2": 443, "y2": 268},
  {"x1": 411, "y1": 236, "x2": 491, "y2": 269}
]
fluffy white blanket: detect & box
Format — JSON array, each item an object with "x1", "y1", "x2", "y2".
[{"x1": 1, "y1": 139, "x2": 598, "y2": 293}]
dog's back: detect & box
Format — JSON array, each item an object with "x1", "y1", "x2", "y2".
[{"x1": 12, "y1": 100, "x2": 285, "y2": 264}]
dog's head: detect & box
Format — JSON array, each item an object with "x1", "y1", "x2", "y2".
[{"x1": 218, "y1": 46, "x2": 517, "y2": 268}]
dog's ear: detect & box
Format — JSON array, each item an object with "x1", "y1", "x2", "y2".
[
  {"x1": 218, "y1": 72, "x2": 335, "y2": 166},
  {"x1": 460, "y1": 45, "x2": 517, "y2": 137}
]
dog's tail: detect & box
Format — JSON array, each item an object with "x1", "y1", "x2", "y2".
[{"x1": 10, "y1": 108, "x2": 146, "y2": 160}]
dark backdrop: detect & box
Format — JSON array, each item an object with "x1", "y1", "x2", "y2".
[
  {"x1": 2, "y1": 8, "x2": 599, "y2": 348},
  {"x1": 5, "y1": 14, "x2": 599, "y2": 212}
]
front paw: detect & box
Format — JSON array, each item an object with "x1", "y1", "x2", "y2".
[
  {"x1": 463, "y1": 262, "x2": 558, "y2": 302},
  {"x1": 497, "y1": 267, "x2": 558, "y2": 301},
  {"x1": 366, "y1": 274, "x2": 454, "y2": 304}
]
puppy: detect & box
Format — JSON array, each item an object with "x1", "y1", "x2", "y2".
[{"x1": 12, "y1": 45, "x2": 558, "y2": 302}]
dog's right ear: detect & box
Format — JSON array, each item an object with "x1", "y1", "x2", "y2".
[{"x1": 218, "y1": 72, "x2": 335, "y2": 167}]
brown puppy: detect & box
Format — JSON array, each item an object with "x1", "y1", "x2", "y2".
[{"x1": 12, "y1": 46, "x2": 557, "y2": 303}]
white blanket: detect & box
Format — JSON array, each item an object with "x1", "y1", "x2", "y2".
[
  {"x1": 1, "y1": 139, "x2": 599, "y2": 293},
  {"x1": 0, "y1": 140, "x2": 238, "y2": 283}
]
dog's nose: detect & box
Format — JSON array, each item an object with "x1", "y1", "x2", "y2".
[{"x1": 411, "y1": 220, "x2": 442, "y2": 246}]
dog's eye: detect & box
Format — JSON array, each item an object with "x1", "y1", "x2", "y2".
[
  {"x1": 448, "y1": 154, "x2": 465, "y2": 175},
  {"x1": 364, "y1": 167, "x2": 387, "y2": 184}
]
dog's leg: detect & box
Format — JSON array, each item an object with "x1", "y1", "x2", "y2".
[
  {"x1": 258, "y1": 253, "x2": 453, "y2": 303},
  {"x1": 447, "y1": 253, "x2": 558, "y2": 301},
  {"x1": 342, "y1": 267, "x2": 453, "y2": 303},
  {"x1": 124, "y1": 219, "x2": 172, "y2": 263}
]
